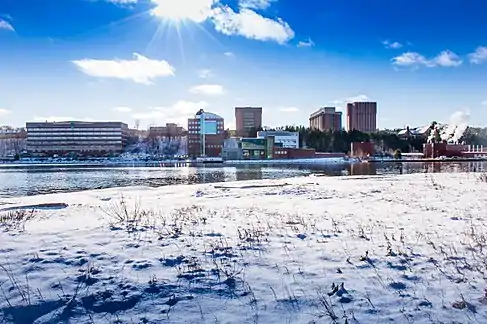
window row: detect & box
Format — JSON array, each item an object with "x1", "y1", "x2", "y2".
[
  {"x1": 28, "y1": 132, "x2": 123, "y2": 136},
  {"x1": 27, "y1": 128, "x2": 124, "y2": 132},
  {"x1": 28, "y1": 137, "x2": 123, "y2": 141}
]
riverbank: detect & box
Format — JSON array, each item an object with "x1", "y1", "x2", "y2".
[
  {"x1": 368, "y1": 157, "x2": 487, "y2": 163},
  {"x1": 1, "y1": 172, "x2": 486, "y2": 323},
  {"x1": 0, "y1": 157, "x2": 354, "y2": 167}
]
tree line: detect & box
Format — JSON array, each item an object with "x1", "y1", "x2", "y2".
[{"x1": 247, "y1": 126, "x2": 428, "y2": 154}]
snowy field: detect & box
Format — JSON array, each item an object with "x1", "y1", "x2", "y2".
[{"x1": 1, "y1": 172, "x2": 487, "y2": 323}]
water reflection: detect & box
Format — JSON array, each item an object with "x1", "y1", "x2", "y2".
[
  {"x1": 0, "y1": 161, "x2": 486, "y2": 198},
  {"x1": 349, "y1": 163, "x2": 377, "y2": 176}
]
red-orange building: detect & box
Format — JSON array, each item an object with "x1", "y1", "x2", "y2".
[
  {"x1": 148, "y1": 123, "x2": 186, "y2": 139},
  {"x1": 235, "y1": 107, "x2": 262, "y2": 137},
  {"x1": 309, "y1": 107, "x2": 342, "y2": 132},
  {"x1": 347, "y1": 102, "x2": 377, "y2": 132},
  {"x1": 351, "y1": 142, "x2": 375, "y2": 157},
  {"x1": 423, "y1": 143, "x2": 469, "y2": 158}
]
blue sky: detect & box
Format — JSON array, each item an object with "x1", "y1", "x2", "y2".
[{"x1": 1, "y1": 0, "x2": 487, "y2": 130}]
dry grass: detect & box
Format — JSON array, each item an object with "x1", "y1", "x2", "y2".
[
  {"x1": 0, "y1": 209, "x2": 36, "y2": 231},
  {"x1": 101, "y1": 195, "x2": 157, "y2": 233},
  {"x1": 478, "y1": 172, "x2": 487, "y2": 183}
]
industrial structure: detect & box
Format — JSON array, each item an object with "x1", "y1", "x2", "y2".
[{"x1": 25, "y1": 121, "x2": 129, "y2": 156}]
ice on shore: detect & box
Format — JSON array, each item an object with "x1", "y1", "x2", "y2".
[{"x1": 1, "y1": 173, "x2": 487, "y2": 323}]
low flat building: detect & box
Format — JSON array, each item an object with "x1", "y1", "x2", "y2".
[
  {"x1": 222, "y1": 137, "x2": 243, "y2": 160},
  {"x1": 148, "y1": 123, "x2": 186, "y2": 139},
  {"x1": 257, "y1": 131, "x2": 299, "y2": 148},
  {"x1": 0, "y1": 128, "x2": 27, "y2": 158},
  {"x1": 26, "y1": 121, "x2": 129, "y2": 156}
]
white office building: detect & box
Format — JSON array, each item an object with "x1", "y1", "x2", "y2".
[{"x1": 257, "y1": 131, "x2": 299, "y2": 148}]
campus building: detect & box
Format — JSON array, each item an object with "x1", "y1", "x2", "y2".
[
  {"x1": 309, "y1": 107, "x2": 342, "y2": 132},
  {"x1": 257, "y1": 130, "x2": 299, "y2": 148},
  {"x1": 346, "y1": 102, "x2": 377, "y2": 132},
  {"x1": 187, "y1": 109, "x2": 225, "y2": 157},
  {"x1": 26, "y1": 121, "x2": 129, "y2": 156},
  {"x1": 235, "y1": 107, "x2": 262, "y2": 137}
]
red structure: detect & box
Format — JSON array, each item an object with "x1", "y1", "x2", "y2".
[
  {"x1": 347, "y1": 102, "x2": 377, "y2": 132},
  {"x1": 148, "y1": 123, "x2": 186, "y2": 139},
  {"x1": 235, "y1": 107, "x2": 262, "y2": 137},
  {"x1": 309, "y1": 107, "x2": 342, "y2": 132},
  {"x1": 423, "y1": 143, "x2": 469, "y2": 158},
  {"x1": 351, "y1": 142, "x2": 375, "y2": 157}
]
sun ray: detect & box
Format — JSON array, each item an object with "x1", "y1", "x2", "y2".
[
  {"x1": 60, "y1": 9, "x2": 152, "y2": 43},
  {"x1": 175, "y1": 24, "x2": 186, "y2": 66},
  {"x1": 144, "y1": 20, "x2": 171, "y2": 55}
]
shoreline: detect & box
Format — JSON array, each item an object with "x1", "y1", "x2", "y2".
[
  {"x1": 0, "y1": 157, "x2": 486, "y2": 168},
  {"x1": 0, "y1": 157, "x2": 354, "y2": 167}
]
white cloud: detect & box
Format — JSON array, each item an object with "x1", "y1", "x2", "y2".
[
  {"x1": 433, "y1": 50, "x2": 462, "y2": 67},
  {"x1": 150, "y1": 0, "x2": 217, "y2": 22},
  {"x1": 112, "y1": 106, "x2": 132, "y2": 113},
  {"x1": 382, "y1": 40, "x2": 402, "y2": 49},
  {"x1": 391, "y1": 50, "x2": 461, "y2": 68},
  {"x1": 331, "y1": 95, "x2": 372, "y2": 105},
  {"x1": 190, "y1": 84, "x2": 225, "y2": 95},
  {"x1": 106, "y1": 0, "x2": 137, "y2": 4},
  {"x1": 238, "y1": 0, "x2": 276, "y2": 10},
  {"x1": 106, "y1": 0, "x2": 293, "y2": 45},
  {"x1": 391, "y1": 52, "x2": 433, "y2": 67},
  {"x1": 0, "y1": 108, "x2": 11, "y2": 116},
  {"x1": 131, "y1": 111, "x2": 165, "y2": 120},
  {"x1": 346, "y1": 94, "x2": 371, "y2": 102},
  {"x1": 279, "y1": 107, "x2": 299, "y2": 112},
  {"x1": 0, "y1": 20, "x2": 14, "y2": 32},
  {"x1": 481, "y1": 100, "x2": 487, "y2": 106},
  {"x1": 330, "y1": 99, "x2": 343, "y2": 105},
  {"x1": 297, "y1": 38, "x2": 314, "y2": 48},
  {"x1": 72, "y1": 53, "x2": 175, "y2": 85},
  {"x1": 469, "y1": 46, "x2": 487, "y2": 64},
  {"x1": 198, "y1": 69, "x2": 213, "y2": 79},
  {"x1": 223, "y1": 51, "x2": 234, "y2": 56},
  {"x1": 132, "y1": 100, "x2": 209, "y2": 126},
  {"x1": 211, "y1": 6, "x2": 294, "y2": 44}
]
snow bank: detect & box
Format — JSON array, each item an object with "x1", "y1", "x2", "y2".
[{"x1": 1, "y1": 173, "x2": 487, "y2": 323}]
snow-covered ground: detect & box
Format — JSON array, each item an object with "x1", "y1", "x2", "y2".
[{"x1": 1, "y1": 173, "x2": 487, "y2": 323}]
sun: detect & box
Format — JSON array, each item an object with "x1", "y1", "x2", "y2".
[{"x1": 150, "y1": 0, "x2": 217, "y2": 23}]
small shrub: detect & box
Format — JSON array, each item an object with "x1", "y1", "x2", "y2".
[
  {"x1": 0, "y1": 209, "x2": 36, "y2": 231},
  {"x1": 478, "y1": 173, "x2": 487, "y2": 183},
  {"x1": 101, "y1": 195, "x2": 156, "y2": 232}
]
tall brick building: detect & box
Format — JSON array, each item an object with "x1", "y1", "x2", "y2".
[
  {"x1": 309, "y1": 107, "x2": 342, "y2": 132},
  {"x1": 235, "y1": 107, "x2": 262, "y2": 136},
  {"x1": 346, "y1": 102, "x2": 377, "y2": 133}
]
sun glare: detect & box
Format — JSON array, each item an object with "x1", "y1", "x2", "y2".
[{"x1": 150, "y1": 0, "x2": 216, "y2": 23}]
